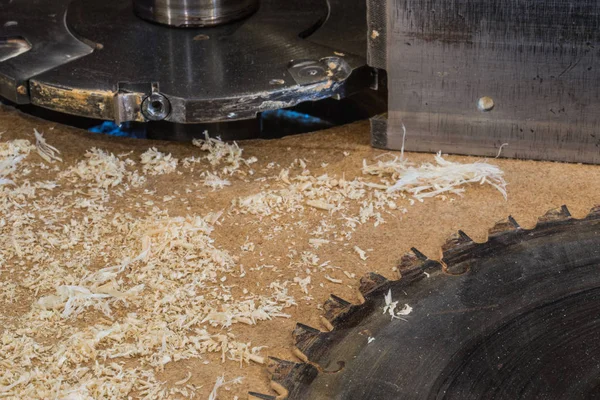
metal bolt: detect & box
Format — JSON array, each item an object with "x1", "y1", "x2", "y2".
[
  {"x1": 16, "y1": 85, "x2": 27, "y2": 95},
  {"x1": 478, "y1": 96, "x2": 495, "y2": 112},
  {"x1": 141, "y1": 93, "x2": 171, "y2": 121},
  {"x1": 287, "y1": 60, "x2": 328, "y2": 85}
]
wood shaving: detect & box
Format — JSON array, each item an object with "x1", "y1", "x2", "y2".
[
  {"x1": 324, "y1": 275, "x2": 342, "y2": 284},
  {"x1": 202, "y1": 172, "x2": 231, "y2": 190},
  {"x1": 240, "y1": 239, "x2": 255, "y2": 252},
  {"x1": 307, "y1": 199, "x2": 335, "y2": 211},
  {"x1": 383, "y1": 289, "x2": 412, "y2": 321},
  {"x1": 140, "y1": 147, "x2": 178, "y2": 175},
  {"x1": 293, "y1": 276, "x2": 311, "y2": 294},
  {"x1": 0, "y1": 137, "x2": 33, "y2": 185},
  {"x1": 60, "y1": 148, "x2": 145, "y2": 188},
  {"x1": 309, "y1": 238, "x2": 330, "y2": 249},
  {"x1": 343, "y1": 271, "x2": 356, "y2": 279},
  {"x1": 354, "y1": 246, "x2": 368, "y2": 261},
  {"x1": 363, "y1": 152, "x2": 507, "y2": 200},
  {"x1": 33, "y1": 129, "x2": 62, "y2": 163},
  {"x1": 207, "y1": 375, "x2": 243, "y2": 400},
  {"x1": 192, "y1": 131, "x2": 256, "y2": 175}
]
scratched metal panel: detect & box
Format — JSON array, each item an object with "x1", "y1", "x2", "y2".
[
  {"x1": 366, "y1": 0, "x2": 386, "y2": 70},
  {"x1": 377, "y1": 0, "x2": 600, "y2": 163}
]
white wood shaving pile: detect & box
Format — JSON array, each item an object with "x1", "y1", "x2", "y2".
[
  {"x1": 0, "y1": 132, "x2": 296, "y2": 399},
  {"x1": 185, "y1": 131, "x2": 258, "y2": 193},
  {"x1": 140, "y1": 147, "x2": 178, "y2": 175},
  {"x1": 232, "y1": 162, "x2": 392, "y2": 231},
  {"x1": 191, "y1": 131, "x2": 257, "y2": 175},
  {"x1": 363, "y1": 152, "x2": 507, "y2": 200},
  {"x1": 0, "y1": 136, "x2": 33, "y2": 185},
  {"x1": 60, "y1": 147, "x2": 146, "y2": 188}
]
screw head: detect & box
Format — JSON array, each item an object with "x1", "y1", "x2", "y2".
[
  {"x1": 287, "y1": 60, "x2": 328, "y2": 85},
  {"x1": 141, "y1": 93, "x2": 171, "y2": 121},
  {"x1": 478, "y1": 96, "x2": 495, "y2": 112}
]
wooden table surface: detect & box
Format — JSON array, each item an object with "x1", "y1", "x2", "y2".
[{"x1": 1, "y1": 105, "x2": 599, "y2": 399}]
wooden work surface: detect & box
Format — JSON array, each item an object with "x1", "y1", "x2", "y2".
[{"x1": 1, "y1": 105, "x2": 599, "y2": 399}]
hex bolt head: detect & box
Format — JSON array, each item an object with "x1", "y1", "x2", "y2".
[
  {"x1": 142, "y1": 93, "x2": 171, "y2": 121},
  {"x1": 478, "y1": 96, "x2": 495, "y2": 112}
]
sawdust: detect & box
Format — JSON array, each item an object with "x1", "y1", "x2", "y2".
[{"x1": 1, "y1": 106, "x2": 600, "y2": 398}]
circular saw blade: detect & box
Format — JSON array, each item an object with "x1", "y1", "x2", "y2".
[
  {"x1": 0, "y1": 0, "x2": 370, "y2": 125},
  {"x1": 252, "y1": 205, "x2": 600, "y2": 400}
]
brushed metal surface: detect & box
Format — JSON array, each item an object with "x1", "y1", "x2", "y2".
[
  {"x1": 133, "y1": 0, "x2": 259, "y2": 27},
  {"x1": 377, "y1": 0, "x2": 600, "y2": 164}
]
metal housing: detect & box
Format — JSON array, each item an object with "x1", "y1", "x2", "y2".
[{"x1": 370, "y1": 0, "x2": 600, "y2": 164}]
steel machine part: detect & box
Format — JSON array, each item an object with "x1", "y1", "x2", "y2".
[
  {"x1": 368, "y1": 0, "x2": 600, "y2": 164},
  {"x1": 250, "y1": 205, "x2": 600, "y2": 399},
  {"x1": 133, "y1": 0, "x2": 260, "y2": 27},
  {"x1": 0, "y1": 0, "x2": 373, "y2": 133}
]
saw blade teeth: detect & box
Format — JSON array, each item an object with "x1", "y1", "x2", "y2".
[
  {"x1": 293, "y1": 323, "x2": 322, "y2": 354},
  {"x1": 358, "y1": 272, "x2": 389, "y2": 296},
  {"x1": 323, "y1": 294, "x2": 352, "y2": 326},
  {"x1": 442, "y1": 230, "x2": 474, "y2": 253},
  {"x1": 399, "y1": 248, "x2": 444, "y2": 279},
  {"x1": 410, "y1": 247, "x2": 429, "y2": 261},
  {"x1": 441, "y1": 230, "x2": 476, "y2": 275},
  {"x1": 587, "y1": 205, "x2": 600, "y2": 219},
  {"x1": 266, "y1": 356, "x2": 319, "y2": 398},
  {"x1": 538, "y1": 205, "x2": 572, "y2": 223},
  {"x1": 264, "y1": 210, "x2": 600, "y2": 400},
  {"x1": 398, "y1": 250, "x2": 426, "y2": 272},
  {"x1": 488, "y1": 216, "x2": 521, "y2": 236},
  {"x1": 327, "y1": 294, "x2": 352, "y2": 306},
  {"x1": 267, "y1": 357, "x2": 303, "y2": 380},
  {"x1": 458, "y1": 230, "x2": 472, "y2": 241},
  {"x1": 508, "y1": 215, "x2": 520, "y2": 227}
]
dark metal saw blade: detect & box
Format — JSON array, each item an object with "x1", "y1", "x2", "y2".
[{"x1": 251, "y1": 205, "x2": 600, "y2": 400}]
